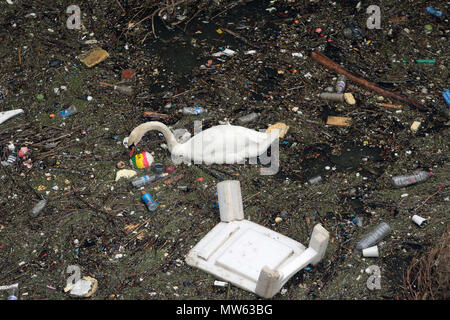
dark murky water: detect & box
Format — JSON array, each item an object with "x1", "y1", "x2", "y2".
[
  {"x1": 143, "y1": 0, "x2": 274, "y2": 89},
  {"x1": 298, "y1": 142, "x2": 383, "y2": 182}
]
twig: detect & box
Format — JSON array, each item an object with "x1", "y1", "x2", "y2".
[
  {"x1": 115, "y1": 0, "x2": 126, "y2": 15},
  {"x1": 183, "y1": 3, "x2": 205, "y2": 31},
  {"x1": 310, "y1": 50, "x2": 427, "y2": 111},
  {"x1": 243, "y1": 191, "x2": 261, "y2": 202},
  {"x1": 211, "y1": 1, "x2": 242, "y2": 20},
  {"x1": 376, "y1": 103, "x2": 403, "y2": 109},
  {"x1": 172, "y1": 88, "x2": 193, "y2": 98},
  {"x1": 143, "y1": 111, "x2": 169, "y2": 119},
  {"x1": 221, "y1": 27, "x2": 258, "y2": 48},
  {"x1": 413, "y1": 186, "x2": 447, "y2": 214}
]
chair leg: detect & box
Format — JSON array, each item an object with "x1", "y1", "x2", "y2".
[
  {"x1": 217, "y1": 180, "x2": 244, "y2": 222},
  {"x1": 255, "y1": 266, "x2": 281, "y2": 299},
  {"x1": 308, "y1": 224, "x2": 330, "y2": 266}
]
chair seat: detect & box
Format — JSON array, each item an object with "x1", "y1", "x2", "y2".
[{"x1": 186, "y1": 220, "x2": 306, "y2": 294}]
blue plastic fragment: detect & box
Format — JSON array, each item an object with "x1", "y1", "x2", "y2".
[
  {"x1": 442, "y1": 89, "x2": 450, "y2": 105},
  {"x1": 426, "y1": 6, "x2": 443, "y2": 18}
]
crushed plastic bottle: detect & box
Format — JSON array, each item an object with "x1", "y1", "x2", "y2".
[
  {"x1": 132, "y1": 173, "x2": 168, "y2": 188},
  {"x1": 182, "y1": 106, "x2": 206, "y2": 115},
  {"x1": 443, "y1": 89, "x2": 450, "y2": 105},
  {"x1": 141, "y1": 190, "x2": 158, "y2": 211},
  {"x1": 335, "y1": 75, "x2": 346, "y2": 94},
  {"x1": 48, "y1": 59, "x2": 63, "y2": 68},
  {"x1": 60, "y1": 105, "x2": 77, "y2": 118},
  {"x1": 238, "y1": 112, "x2": 259, "y2": 124},
  {"x1": 356, "y1": 222, "x2": 391, "y2": 251},
  {"x1": 343, "y1": 23, "x2": 363, "y2": 39},
  {"x1": 113, "y1": 85, "x2": 133, "y2": 95},
  {"x1": 31, "y1": 199, "x2": 47, "y2": 217},
  {"x1": 392, "y1": 171, "x2": 433, "y2": 188},
  {"x1": 308, "y1": 175, "x2": 322, "y2": 185},
  {"x1": 426, "y1": 6, "x2": 443, "y2": 18}
]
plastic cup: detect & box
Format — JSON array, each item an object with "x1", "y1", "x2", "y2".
[
  {"x1": 412, "y1": 215, "x2": 427, "y2": 227},
  {"x1": 362, "y1": 245, "x2": 379, "y2": 258}
]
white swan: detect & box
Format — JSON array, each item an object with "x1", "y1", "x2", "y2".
[
  {"x1": 127, "y1": 121, "x2": 279, "y2": 165},
  {"x1": 0, "y1": 109, "x2": 23, "y2": 126}
]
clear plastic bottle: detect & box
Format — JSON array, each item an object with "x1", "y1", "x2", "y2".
[
  {"x1": 8, "y1": 285, "x2": 18, "y2": 300},
  {"x1": 60, "y1": 105, "x2": 78, "y2": 118},
  {"x1": 182, "y1": 106, "x2": 206, "y2": 115},
  {"x1": 113, "y1": 85, "x2": 133, "y2": 95},
  {"x1": 308, "y1": 175, "x2": 322, "y2": 185},
  {"x1": 343, "y1": 24, "x2": 362, "y2": 39},
  {"x1": 7, "y1": 153, "x2": 16, "y2": 164},
  {"x1": 238, "y1": 112, "x2": 259, "y2": 124},
  {"x1": 356, "y1": 222, "x2": 390, "y2": 251},
  {"x1": 132, "y1": 173, "x2": 167, "y2": 188},
  {"x1": 335, "y1": 75, "x2": 346, "y2": 94},
  {"x1": 31, "y1": 199, "x2": 47, "y2": 217},
  {"x1": 392, "y1": 171, "x2": 433, "y2": 188},
  {"x1": 0, "y1": 283, "x2": 18, "y2": 300},
  {"x1": 319, "y1": 92, "x2": 345, "y2": 102}
]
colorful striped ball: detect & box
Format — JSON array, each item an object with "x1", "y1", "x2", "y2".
[{"x1": 130, "y1": 151, "x2": 153, "y2": 169}]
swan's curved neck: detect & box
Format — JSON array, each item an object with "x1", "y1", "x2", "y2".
[{"x1": 139, "y1": 122, "x2": 179, "y2": 151}]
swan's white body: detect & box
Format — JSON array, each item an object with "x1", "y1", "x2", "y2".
[
  {"x1": 128, "y1": 122, "x2": 278, "y2": 165},
  {"x1": 0, "y1": 109, "x2": 23, "y2": 126},
  {"x1": 172, "y1": 124, "x2": 278, "y2": 164}
]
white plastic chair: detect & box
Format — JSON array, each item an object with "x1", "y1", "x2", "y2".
[{"x1": 186, "y1": 181, "x2": 330, "y2": 298}]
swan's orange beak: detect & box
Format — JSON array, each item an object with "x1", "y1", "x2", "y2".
[{"x1": 129, "y1": 145, "x2": 135, "y2": 158}]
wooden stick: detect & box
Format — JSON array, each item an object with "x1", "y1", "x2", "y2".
[
  {"x1": 99, "y1": 81, "x2": 115, "y2": 87},
  {"x1": 115, "y1": 0, "x2": 126, "y2": 14},
  {"x1": 143, "y1": 111, "x2": 169, "y2": 119},
  {"x1": 377, "y1": 103, "x2": 403, "y2": 109},
  {"x1": 310, "y1": 50, "x2": 427, "y2": 111}
]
